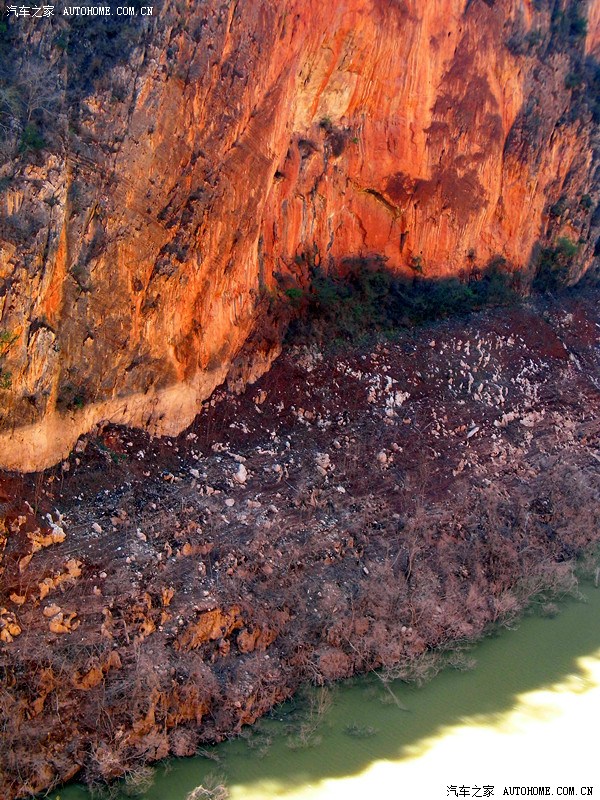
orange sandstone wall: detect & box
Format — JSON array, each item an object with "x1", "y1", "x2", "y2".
[{"x1": 0, "y1": 0, "x2": 598, "y2": 471}]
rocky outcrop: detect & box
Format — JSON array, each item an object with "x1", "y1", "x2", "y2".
[{"x1": 0, "y1": 0, "x2": 598, "y2": 471}]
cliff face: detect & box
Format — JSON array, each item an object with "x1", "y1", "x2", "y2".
[
  {"x1": 0, "y1": 0, "x2": 598, "y2": 471},
  {"x1": 1, "y1": 290, "x2": 600, "y2": 800}
]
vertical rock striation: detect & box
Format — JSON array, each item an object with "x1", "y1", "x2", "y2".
[{"x1": 0, "y1": 0, "x2": 598, "y2": 471}]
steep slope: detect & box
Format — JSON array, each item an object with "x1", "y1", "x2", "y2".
[
  {"x1": 1, "y1": 290, "x2": 599, "y2": 799},
  {"x1": 0, "y1": 0, "x2": 598, "y2": 471}
]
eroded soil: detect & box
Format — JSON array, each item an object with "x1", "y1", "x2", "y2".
[{"x1": 1, "y1": 290, "x2": 599, "y2": 798}]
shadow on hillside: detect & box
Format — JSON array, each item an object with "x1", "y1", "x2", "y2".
[{"x1": 281, "y1": 255, "x2": 523, "y2": 348}]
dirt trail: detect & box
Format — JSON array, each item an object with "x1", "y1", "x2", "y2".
[{"x1": 1, "y1": 290, "x2": 599, "y2": 798}]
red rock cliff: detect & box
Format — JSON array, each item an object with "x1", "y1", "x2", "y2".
[{"x1": 0, "y1": 0, "x2": 598, "y2": 471}]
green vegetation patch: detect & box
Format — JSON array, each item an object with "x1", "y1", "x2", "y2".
[
  {"x1": 18, "y1": 123, "x2": 46, "y2": 153},
  {"x1": 533, "y1": 237, "x2": 579, "y2": 291},
  {"x1": 286, "y1": 257, "x2": 518, "y2": 346}
]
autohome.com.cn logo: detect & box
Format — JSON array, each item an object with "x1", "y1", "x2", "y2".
[{"x1": 5, "y1": 5, "x2": 55, "y2": 16}]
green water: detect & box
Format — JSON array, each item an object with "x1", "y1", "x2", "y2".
[{"x1": 53, "y1": 586, "x2": 600, "y2": 800}]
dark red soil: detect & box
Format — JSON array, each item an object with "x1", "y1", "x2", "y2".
[{"x1": 1, "y1": 290, "x2": 599, "y2": 798}]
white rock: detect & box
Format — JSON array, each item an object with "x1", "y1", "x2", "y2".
[
  {"x1": 234, "y1": 463, "x2": 248, "y2": 484},
  {"x1": 225, "y1": 498, "x2": 235, "y2": 507},
  {"x1": 394, "y1": 391, "x2": 410, "y2": 406},
  {"x1": 315, "y1": 452, "x2": 331, "y2": 470}
]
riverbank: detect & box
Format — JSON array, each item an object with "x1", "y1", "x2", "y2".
[
  {"x1": 1, "y1": 290, "x2": 599, "y2": 798},
  {"x1": 51, "y1": 578, "x2": 600, "y2": 800}
]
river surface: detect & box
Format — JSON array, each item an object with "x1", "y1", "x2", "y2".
[{"x1": 53, "y1": 585, "x2": 600, "y2": 800}]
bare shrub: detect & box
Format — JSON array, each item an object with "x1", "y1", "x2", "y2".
[
  {"x1": 344, "y1": 722, "x2": 379, "y2": 738},
  {"x1": 186, "y1": 772, "x2": 230, "y2": 800},
  {"x1": 381, "y1": 640, "x2": 476, "y2": 689},
  {"x1": 286, "y1": 686, "x2": 332, "y2": 749},
  {"x1": 577, "y1": 542, "x2": 600, "y2": 585},
  {"x1": 513, "y1": 560, "x2": 581, "y2": 606},
  {"x1": 244, "y1": 730, "x2": 273, "y2": 758},
  {"x1": 381, "y1": 650, "x2": 446, "y2": 688},
  {"x1": 122, "y1": 765, "x2": 155, "y2": 797}
]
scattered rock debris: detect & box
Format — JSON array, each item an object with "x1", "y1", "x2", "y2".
[{"x1": 0, "y1": 291, "x2": 599, "y2": 799}]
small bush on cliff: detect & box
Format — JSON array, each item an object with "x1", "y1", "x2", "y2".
[
  {"x1": 568, "y1": 12, "x2": 588, "y2": 38},
  {"x1": 556, "y1": 236, "x2": 579, "y2": 258},
  {"x1": 18, "y1": 122, "x2": 45, "y2": 153},
  {"x1": 565, "y1": 71, "x2": 583, "y2": 90},
  {"x1": 284, "y1": 287, "x2": 305, "y2": 308},
  {"x1": 56, "y1": 381, "x2": 88, "y2": 412},
  {"x1": 551, "y1": 4, "x2": 588, "y2": 43},
  {"x1": 0, "y1": 330, "x2": 16, "y2": 391},
  {"x1": 0, "y1": 329, "x2": 18, "y2": 354},
  {"x1": 548, "y1": 196, "x2": 569, "y2": 218},
  {"x1": 533, "y1": 237, "x2": 578, "y2": 291},
  {"x1": 505, "y1": 27, "x2": 543, "y2": 56}
]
